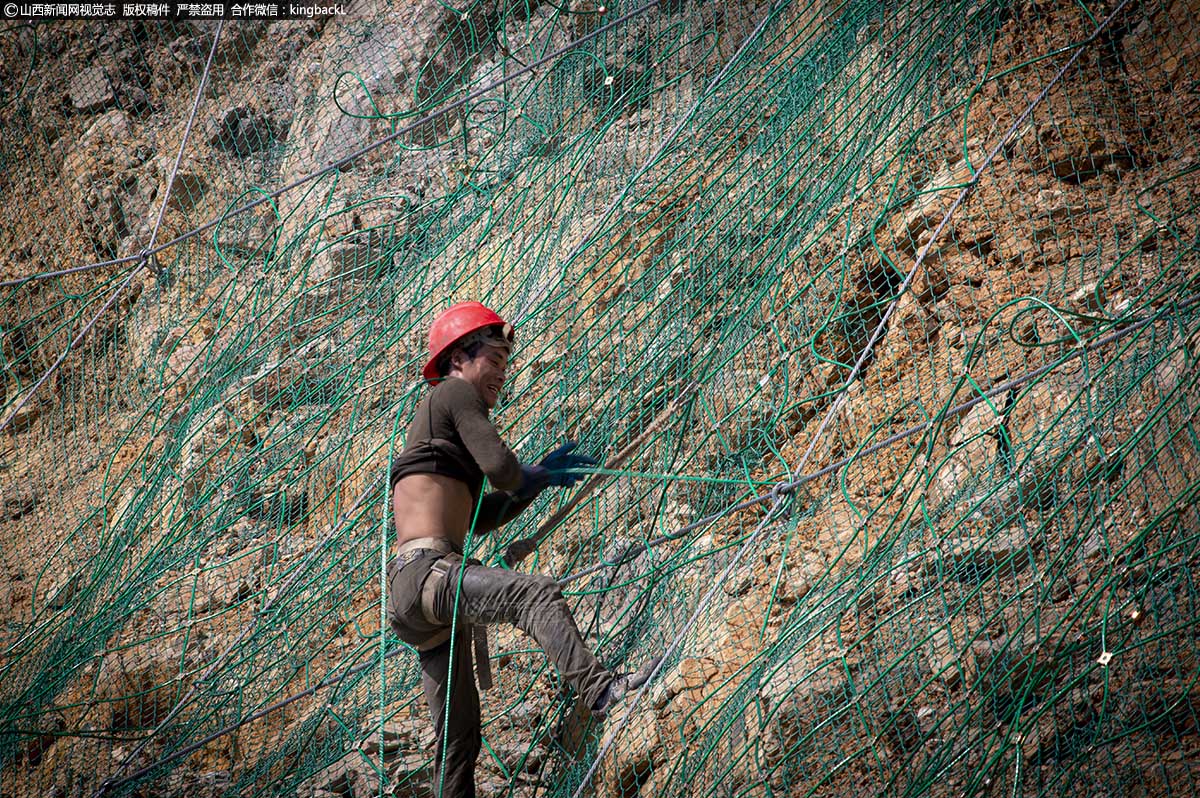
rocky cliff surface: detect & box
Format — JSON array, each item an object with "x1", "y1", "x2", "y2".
[{"x1": 2, "y1": 1, "x2": 1198, "y2": 797}]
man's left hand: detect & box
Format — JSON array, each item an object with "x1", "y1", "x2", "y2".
[{"x1": 539, "y1": 441, "x2": 598, "y2": 487}]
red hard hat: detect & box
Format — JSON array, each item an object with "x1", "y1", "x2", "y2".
[{"x1": 422, "y1": 301, "x2": 514, "y2": 384}]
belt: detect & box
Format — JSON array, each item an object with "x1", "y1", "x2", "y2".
[{"x1": 393, "y1": 537, "x2": 493, "y2": 690}]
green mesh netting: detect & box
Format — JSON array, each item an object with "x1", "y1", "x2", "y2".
[{"x1": 2, "y1": 1, "x2": 1199, "y2": 797}]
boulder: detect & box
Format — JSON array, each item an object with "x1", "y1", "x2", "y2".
[
  {"x1": 3, "y1": 398, "x2": 42, "y2": 434},
  {"x1": 237, "y1": 339, "x2": 338, "y2": 411},
  {"x1": 657, "y1": 656, "x2": 719, "y2": 710},
  {"x1": 878, "y1": 159, "x2": 974, "y2": 259},
  {"x1": 163, "y1": 164, "x2": 208, "y2": 214},
  {"x1": 215, "y1": 206, "x2": 278, "y2": 262},
  {"x1": 20, "y1": 717, "x2": 65, "y2": 767},
  {"x1": 926, "y1": 627, "x2": 972, "y2": 688},
  {"x1": 759, "y1": 667, "x2": 853, "y2": 786},
  {"x1": 926, "y1": 399, "x2": 1003, "y2": 510},
  {"x1": 69, "y1": 66, "x2": 115, "y2": 112},
  {"x1": 209, "y1": 107, "x2": 276, "y2": 157},
  {"x1": 116, "y1": 83, "x2": 153, "y2": 115},
  {"x1": 63, "y1": 109, "x2": 143, "y2": 256}
]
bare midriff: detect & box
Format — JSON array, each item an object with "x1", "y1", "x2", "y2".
[{"x1": 392, "y1": 473, "x2": 476, "y2": 551}]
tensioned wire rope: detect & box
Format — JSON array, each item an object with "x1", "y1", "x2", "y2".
[
  {"x1": 226, "y1": 0, "x2": 984, "y2": 504},
  {"x1": 565, "y1": 0, "x2": 1139, "y2": 791},
  {"x1": 558, "y1": 294, "x2": 1200, "y2": 586},
  {"x1": 2, "y1": 0, "x2": 888, "y2": 445},
  {"x1": 75, "y1": 26, "x2": 235, "y2": 791},
  {"x1": 71, "y1": 282, "x2": 1198, "y2": 796}
]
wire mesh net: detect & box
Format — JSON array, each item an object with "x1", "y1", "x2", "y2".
[{"x1": 2, "y1": 1, "x2": 1198, "y2": 797}]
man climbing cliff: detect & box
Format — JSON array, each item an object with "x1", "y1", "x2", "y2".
[{"x1": 386, "y1": 301, "x2": 658, "y2": 797}]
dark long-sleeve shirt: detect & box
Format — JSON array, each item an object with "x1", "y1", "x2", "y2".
[{"x1": 388, "y1": 377, "x2": 531, "y2": 533}]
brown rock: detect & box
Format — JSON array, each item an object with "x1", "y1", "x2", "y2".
[
  {"x1": 20, "y1": 716, "x2": 64, "y2": 767},
  {"x1": 3, "y1": 398, "x2": 41, "y2": 434},
  {"x1": 760, "y1": 668, "x2": 852, "y2": 782},
  {"x1": 98, "y1": 655, "x2": 180, "y2": 730},
  {"x1": 877, "y1": 701, "x2": 922, "y2": 756},
  {"x1": 724, "y1": 593, "x2": 772, "y2": 654},
  {"x1": 164, "y1": 169, "x2": 207, "y2": 214},
  {"x1": 487, "y1": 742, "x2": 543, "y2": 774},
  {"x1": 603, "y1": 710, "x2": 660, "y2": 798},
  {"x1": 662, "y1": 656, "x2": 719, "y2": 706},
  {"x1": 47, "y1": 572, "x2": 84, "y2": 610},
  {"x1": 926, "y1": 629, "x2": 965, "y2": 688},
  {"x1": 1066, "y1": 281, "x2": 1106, "y2": 315},
  {"x1": 1119, "y1": 678, "x2": 1200, "y2": 737},
  {"x1": 2, "y1": 485, "x2": 39, "y2": 519}
]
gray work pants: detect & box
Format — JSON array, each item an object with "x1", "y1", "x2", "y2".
[{"x1": 387, "y1": 551, "x2": 613, "y2": 798}]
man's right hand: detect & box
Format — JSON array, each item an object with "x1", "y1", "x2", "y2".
[{"x1": 512, "y1": 464, "x2": 551, "y2": 501}]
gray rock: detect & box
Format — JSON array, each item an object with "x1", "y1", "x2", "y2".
[
  {"x1": 209, "y1": 107, "x2": 275, "y2": 156},
  {"x1": 117, "y1": 83, "x2": 152, "y2": 115},
  {"x1": 928, "y1": 529, "x2": 1031, "y2": 582},
  {"x1": 69, "y1": 66, "x2": 115, "y2": 112},
  {"x1": 164, "y1": 170, "x2": 207, "y2": 213},
  {"x1": 488, "y1": 742, "x2": 543, "y2": 774}
]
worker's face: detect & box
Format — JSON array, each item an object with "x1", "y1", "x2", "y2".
[{"x1": 454, "y1": 344, "x2": 510, "y2": 408}]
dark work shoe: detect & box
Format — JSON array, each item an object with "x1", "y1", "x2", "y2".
[{"x1": 591, "y1": 656, "x2": 664, "y2": 717}]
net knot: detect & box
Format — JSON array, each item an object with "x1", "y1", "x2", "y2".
[{"x1": 139, "y1": 248, "x2": 166, "y2": 284}]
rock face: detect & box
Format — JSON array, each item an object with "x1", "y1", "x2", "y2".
[
  {"x1": 2, "y1": 2, "x2": 1199, "y2": 798},
  {"x1": 60, "y1": 108, "x2": 158, "y2": 260}
]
